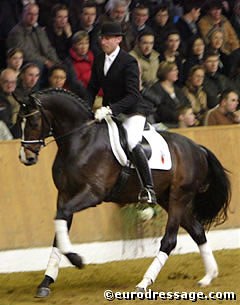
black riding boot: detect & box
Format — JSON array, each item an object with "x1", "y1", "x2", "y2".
[{"x1": 131, "y1": 144, "x2": 157, "y2": 205}]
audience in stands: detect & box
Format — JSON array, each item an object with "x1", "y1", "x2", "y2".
[
  {"x1": 159, "y1": 30, "x2": 185, "y2": 86},
  {"x1": 177, "y1": 104, "x2": 196, "y2": 128},
  {"x1": 70, "y1": 1, "x2": 101, "y2": 56},
  {"x1": 148, "y1": 4, "x2": 176, "y2": 54},
  {"x1": 198, "y1": 0, "x2": 239, "y2": 55},
  {"x1": 182, "y1": 65, "x2": 208, "y2": 126},
  {"x1": 46, "y1": 4, "x2": 73, "y2": 61},
  {"x1": 143, "y1": 61, "x2": 190, "y2": 128},
  {"x1": 6, "y1": 48, "x2": 24, "y2": 77},
  {"x1": 130, "y1": 31, "x2": 160, "y2": 89},
  {"x1": 202, "y1": 50, "x2": 233, "y2": 109},
  {"x1": 175, "y1": 1, "x2": 201, "y2": 56},
  {"x1": 0, "y1": 68, "x2": 19, "y2": 137},
  {"x1": 7, "y1": 4, "x2": 60, "y2": 72},
  {"x1": 183, "y1": 35, "x2": 205, "y2": 81},
  {"x1": 98, "y1": 0, "x2": 135, "y2": 52},
  {"x1": 1, "y1": 0, "x2": 240, "y2": 141},
  {"x1": 205, "y1": 89, "x2": 240, "y2": 125},
  {"x1": 14, "y1": 63, "x2": 40, "y2": 103}
]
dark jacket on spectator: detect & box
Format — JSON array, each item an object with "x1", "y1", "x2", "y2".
[
  {"x1": 203, "y1": 72, "x2": 234, "y2": 109},
  {"x1": 142, "y1": 81, "x2": 190, "y2": 128}
]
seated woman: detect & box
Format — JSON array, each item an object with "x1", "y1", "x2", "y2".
[
  {"x1": 47, "y1": 64, "x2": 88, "y2": 99},
  {"x1": 6, "y1": 48, "x2": 24, "y2": 77},
  {"x1": 143, "y1": 61, "x2": 190, "y2": 128},
  {"x1": 183, "y1": 35, "x2": 205, "y2": 82},
  {"x1": 182, "y1": 65, "x2": 208, "y2": 126},
  {"x1": 205, "y1": 28, "x2": 229, "y2": 75}
]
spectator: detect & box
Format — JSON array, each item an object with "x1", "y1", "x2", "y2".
[
  {"x1": 129, "y1": 31, "x2": 160, "y2": 89},
  {"x1": 159, "y1": 30, "x2": 185, "y2": 86},
  {"x1": 198, "y1": 0, "x2": 239, "y2": 55},
  {"x1": 130, "y1": 3, "x2": 152, "y2": 37},
  {"x1": 183, "y1": 35, "x2": 205, "y2": 81},
  {"x1": 175, "y1": 1, "x2": 201, "y2": 56},
  {"x1": 202, "y1": 50, "x2": 233, "y2": 109},
  {"x1": 6, "y1": 48, "x2": 24, "y2": 77},
  {"x1": 177, "y1": 104, "x2": 196, "y2": 128},
  {"x1": 205, "y1": 28, "x2": 229, "y2": 75},
  {"x1": 47, "y1": 64, "x2": 68, "y2": 89},
  {"x1": 0, "y1": 121, "x2": 13, "y2": 141},
  {"x1": 46, "y1": 4, "x2": 72, "y2": 61},
  {"x1": 65, "y1": 31, "x2": 94, "y2": 88},
  {"x1": 230, "y1": 0, "x2": 240, "y2": 39},
  {"x1": 15, "y1": 63, "x2": 40, "y2": 102},
  {"x1": 71, "y1": 1, "x2": 102, "y2": 56},
  {"x1": 98, "y1": 0, "x2": 135, "y2": 51},
  {"x1": 205, "y1": 89, "x2": 240, "y2": 125},
  {"x1": 143, "y1": 61, "x2": 190, "y2": 128},
  {"x1": 7, "y1": 4, "x2": 60, "y2": 73},
  {"x1": 0, "y1": 68, "x2": 19, "y2": 137},
  {"x1": 149, "y1": 4, "x2": 176, "y2": 54},
  {"x1": 0, "y1": 0, "x2": 23, "y2": 68},
  {"x1": 182, "y1": 65, "x2": 208, "y2": 126}
]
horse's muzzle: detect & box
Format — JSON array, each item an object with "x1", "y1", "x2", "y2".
[{"x1": 19, "y1": 146, "x2": 38, "y2": 166}]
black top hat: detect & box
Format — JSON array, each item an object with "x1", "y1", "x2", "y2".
[{"x1": 100, "y1": 22, "x2": 124, "y2": 36}]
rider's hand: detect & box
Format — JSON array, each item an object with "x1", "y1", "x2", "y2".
[{"x1": 94, "y1": 106, "x2": 112, "y2": 122}]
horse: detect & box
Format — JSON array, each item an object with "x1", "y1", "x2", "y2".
[{"x1": 18, "y1": 88, "x2": 231, "y2": 298}]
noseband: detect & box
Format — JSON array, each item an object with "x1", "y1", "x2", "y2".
[{"x1": 20, "y1": 109, "x2": 46, "y2": 149}]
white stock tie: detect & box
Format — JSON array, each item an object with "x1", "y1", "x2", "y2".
[{"x1": 104, "y1": 56, "x2": 112, "y2": 76}]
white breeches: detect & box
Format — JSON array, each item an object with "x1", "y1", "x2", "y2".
[{"x1": 122, "y1": 114, "x2": 146, "y2": 151}]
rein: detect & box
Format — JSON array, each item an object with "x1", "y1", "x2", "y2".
[{"x1": 21, "y1": 107, "x2": 96, "y2": 148}]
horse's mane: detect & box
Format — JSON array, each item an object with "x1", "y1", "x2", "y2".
[{"x1": 33, "y1": 88, "x2": 92, "y2": 115}]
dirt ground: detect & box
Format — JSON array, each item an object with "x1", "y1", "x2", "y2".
[{"x1": 0, "y1": 249, "x2": 239, "y2": 305}]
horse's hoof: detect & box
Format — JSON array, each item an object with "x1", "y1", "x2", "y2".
[
  {"x1": 136, "y1": 286, "x2": 145, "y2": 293},
  {"x1": 197, "y1": 271, "x2": 218, "y2": 287},
  {"x1": 35, "y1": 287, "x2": 51, "y2": 298},
  {"x1": 65, "y1": 252, "x2": 84, "y2": 269}
]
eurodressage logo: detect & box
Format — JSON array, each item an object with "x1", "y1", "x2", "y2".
[{"x1": 103, "y1": 289, "x2": 237, "y2": 302}]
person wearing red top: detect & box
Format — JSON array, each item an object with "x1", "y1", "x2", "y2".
[{"x1": 65, "y1": 31, "x2": 94, "y2": 88}]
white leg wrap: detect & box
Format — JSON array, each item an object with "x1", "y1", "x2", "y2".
[
  {"x1": 136, "y1": 251, "x2": 168, "y2": 291},
  {"x1": 45, "y1": 247, "x2": 62, "y2": 281},
  {"x1": 198, "y1": 242, "x2": 218, "y2": 286},
  {"x1": 54, "y1": 219, "x2": 73, "y2": 254}
]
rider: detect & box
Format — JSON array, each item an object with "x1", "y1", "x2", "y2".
[{"x1": 87, "y1": 21, "x2": 157, "y2": 205}]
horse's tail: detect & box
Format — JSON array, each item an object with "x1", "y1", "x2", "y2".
[{"x1": 193, "y1": 146, "x2": 231, "y2": 229}]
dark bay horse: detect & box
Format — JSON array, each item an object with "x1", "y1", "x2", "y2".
[{"x1": 19, "y1": 88, "x2": 231, "y2": 297}]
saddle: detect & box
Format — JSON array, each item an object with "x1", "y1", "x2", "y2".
[{"x1": 104, "y1": 117, "x2": 172, "y2": 202}]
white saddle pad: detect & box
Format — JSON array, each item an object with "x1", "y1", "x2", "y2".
[{"x1": 105, "y1": 117, "x2": 172, "y2": 170}]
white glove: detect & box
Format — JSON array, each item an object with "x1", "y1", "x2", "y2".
[{"x1": 94, "y1": 106, "x2": 112, "y2": 122}]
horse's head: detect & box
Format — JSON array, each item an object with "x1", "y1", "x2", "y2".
[{"x1": 19, "y1": 95, "x2": 49, "y2": 166}]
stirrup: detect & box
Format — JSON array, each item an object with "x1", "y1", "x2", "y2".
[{"x1": 138, "y1": 187, "x2": 157, "y2": 205}]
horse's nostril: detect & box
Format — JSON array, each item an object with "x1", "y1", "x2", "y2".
[{"x1": 27, "y1": 157, "x2": 36, "y2": 163}]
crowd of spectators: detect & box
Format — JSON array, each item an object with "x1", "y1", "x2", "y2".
[{"x1": 1, "y1": 0, "x2": 240, "y2": 140}]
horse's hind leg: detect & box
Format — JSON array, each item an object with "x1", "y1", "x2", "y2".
[
  {"x1": 180, "y1": 213, "x2": 218, "y2": 287},
  {"x1": 136, "y1": 192, "x2": 191, "y2": 291}
]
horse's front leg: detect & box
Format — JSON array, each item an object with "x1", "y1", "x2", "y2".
[
  {"x1": 55, "y1": 185, "x2": 101, "y2": 268},
  {"x1": 35, "y1": 215, "x2": 73, "y2": 298}
]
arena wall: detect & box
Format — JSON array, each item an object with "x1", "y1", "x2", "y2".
[{"x1": 0, "y1": 125, "x2": 239, "y2": 251}]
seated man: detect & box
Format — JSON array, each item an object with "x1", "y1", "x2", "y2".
[
  {"x1": 205, "y1": 89, "x2": 240, "y2": 125},
  {"x1": 130, "y1": 31, "x2": 160, "y2": 89},
  {"x1": 7, "y1": 3, "x2": 60, "y2": 72}
]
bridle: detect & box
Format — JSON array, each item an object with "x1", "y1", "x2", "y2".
[
  {"x1": 20, "y1": 108, "x2": 47, "y2": 151},
  {"x1": 20, "y1": 102, "x2": 96, "y2": 152}
]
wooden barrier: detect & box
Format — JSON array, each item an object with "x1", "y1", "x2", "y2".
[{"x1": 0, "y1": 125, "x2": 239, "y2": 250}]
